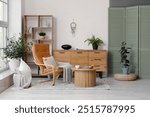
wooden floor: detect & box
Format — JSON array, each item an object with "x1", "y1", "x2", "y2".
[{"x1": 0, "y1": 77, "x2": 150, "y2": 100}]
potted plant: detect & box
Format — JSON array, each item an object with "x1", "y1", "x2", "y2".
[
  {"x1": 119, "y1": 41, "x2": 131, "y2": 74},
  {"x1": 84, "y1": 35, "x2": 104, "y2": 50},
  {"x1": 3, "y1": 34, "x2": 30, "y2": 71},
  {"x1": 38, "y1": 31, "x2": 46, "y2": 39}
]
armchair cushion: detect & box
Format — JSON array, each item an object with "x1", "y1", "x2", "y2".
[{"x1": 43, "y1": 56, "x2": 58, "y2": 69}]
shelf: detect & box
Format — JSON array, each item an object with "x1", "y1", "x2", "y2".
[
  {"x1": 32, "y1": 39, "x2": 52, "y2": 41},
  {"x1": 24, "y1": 15, "x2": 53, "y2": 17},
  {"x1": 23, "y1": 15, "x2": 54, "y2": 76},
  {"x1": 32, "y1": 27, "x2": 52, "y2": 29}
]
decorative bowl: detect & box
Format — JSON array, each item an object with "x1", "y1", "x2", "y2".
[
  {"x1": 88, "y1": 65, "x2": 94, "y2": 69},
  {"x1": 75, "y1": 65, "x2": 80, "y2": 69},
  {"x1": 61, "y1": 44, "x2": 72, "y2": 50}
]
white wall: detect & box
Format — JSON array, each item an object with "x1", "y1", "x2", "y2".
[
  {"x1": 9, "y1": 0, "x2": 22, "y2": 38},
  {"x1": 23, "y1": 0, "x2": 109, "y2": 50}
]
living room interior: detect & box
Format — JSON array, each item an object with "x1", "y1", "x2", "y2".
[{"x1": 0, "y1": 0, "x2": 150, "y2": 100}]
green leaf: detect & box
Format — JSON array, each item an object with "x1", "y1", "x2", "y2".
[{"x1": 84, "y1": 35, "x2": 104, "y2": 46}]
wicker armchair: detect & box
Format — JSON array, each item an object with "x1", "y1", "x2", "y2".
[{"x1": 32, "y1": 43, "x2": 62, "y2": 86}]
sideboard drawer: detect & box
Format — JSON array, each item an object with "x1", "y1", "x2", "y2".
[
  {"x1": 89, "y1": 51, "x2": 106, "y2": 58},
  {"x1": 94, "y1": 65, "x2": 107, "y2": 72},
  {"x1": 71, "y1": 51, "x2": 88, "y2": 57},
  {"x1": 89, "y1": 58, "x2": 106, "y2": 65},
  {"x1": 70, "y1": 51, "x2": 88, "y2": 65},
  {"x1": 53, "y1": 51, "x2": 70, "y2": 62}
]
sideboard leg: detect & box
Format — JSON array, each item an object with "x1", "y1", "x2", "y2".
[{"x1": 98, "y1": 72, "x2": 103, "y2": 78}]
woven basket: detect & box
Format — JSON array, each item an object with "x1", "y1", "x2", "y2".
[{"x1": 114, "y1": 73, "x2": 137, "y2": 81}]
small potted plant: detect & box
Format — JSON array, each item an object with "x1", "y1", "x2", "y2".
[
  {"x1": 119, "y1": 41, "x2": 131, "y2": 74},
  {"x1": 38, "y1": 31, "x2": 46, "y2": 40},
  {"x1": 3, "y1": 34, "x2": 30, "y2": 71},
  {"x1": 84, "y1": 35, "x2": 104, "y2": 50}
]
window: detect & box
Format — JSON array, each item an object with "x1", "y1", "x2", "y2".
[{"x1": 0, "y1": 0, "x2": 8, "y2": 72}]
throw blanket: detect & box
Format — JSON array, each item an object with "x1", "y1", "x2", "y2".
[
  {"x1": 17, "y1": 59, "x2": 32, "y2": 88},
  {"x1": 57, "y1": 62, "x2": 72, "y2": 83}
]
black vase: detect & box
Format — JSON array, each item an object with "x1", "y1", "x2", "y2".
[
  {"x1": 92, "y1": 43, "x2": 98, "y2": 50},
  {"x1": 61, "y1": 44, "x2": 72, "y2": 50}
]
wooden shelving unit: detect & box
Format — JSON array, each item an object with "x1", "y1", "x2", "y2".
[{"x1": 23, "y1": 15, "x2": 54, "y2": 77}]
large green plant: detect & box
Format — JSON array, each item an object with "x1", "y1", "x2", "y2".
[
  {"x1": 84, "y1": 35, "x2": 104, "y2": 50},
  {"x1": 119, "y1": 42, "x2": 131, "y2": 68},
  {"x1": 4, "y1": 34, "x2": 30, "y2": 59}
]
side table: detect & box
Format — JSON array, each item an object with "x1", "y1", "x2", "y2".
[
  {"x1": 114, "y1": 73, "x2": 137, "y2": 81},
  {"x1": 72, "y1": 68, "x2": 96, "y2": 87}
]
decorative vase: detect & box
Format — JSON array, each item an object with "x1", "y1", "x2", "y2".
[
  {"x1": 8, "y1": 58, "x2": 20, "y2": 72},
  {"x1": 121, "y1": 67, "x2": 128, "y2": 74},
  {"x1": 92, "y1": 43, "x2": 98, "y2": 50}
]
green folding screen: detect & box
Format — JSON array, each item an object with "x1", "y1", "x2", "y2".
[{"x1": 109, "y1": 5, "x2": 150, "y2": 79}]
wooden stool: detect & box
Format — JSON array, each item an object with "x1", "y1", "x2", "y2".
[
  {"x1": 72, "y1": 68, "x2": 96, "y2": 87},
  {"x1": 114, "y1": 73, "x2": 137, "y2": 81}
]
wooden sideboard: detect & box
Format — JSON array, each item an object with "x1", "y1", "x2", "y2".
[{"x1": 53, "y1": 50, "x2": 107, "y2": 73}]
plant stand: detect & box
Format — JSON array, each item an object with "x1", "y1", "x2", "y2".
[{"x1": 114, "y1": 73, "x2": 137, "y2": 81}]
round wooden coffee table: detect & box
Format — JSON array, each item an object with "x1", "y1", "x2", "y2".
[
  {"x1": 114, "y1": 73, "x2": 137, "y2": 81},
  {"x1": 72, "y1": 68, "x2": 96, "y2": 87}
]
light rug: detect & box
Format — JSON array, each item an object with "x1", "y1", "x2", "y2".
[{"x1": 30, "y1": 78, "x2": 110, "y2": 90}]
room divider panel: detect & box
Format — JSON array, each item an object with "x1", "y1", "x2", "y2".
[
  {"x1": 139, "y1": 6, "x2": 150, "y2": 79},
  {"x1": 125, "y1": 6, "x2": 139, "y2": 75},
  {"x1": 108, "y1": 8, "x2": 125, "y2": 75},
  {"x1": 109, "y1": 5, "x2": 150, "y2": 79}
]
